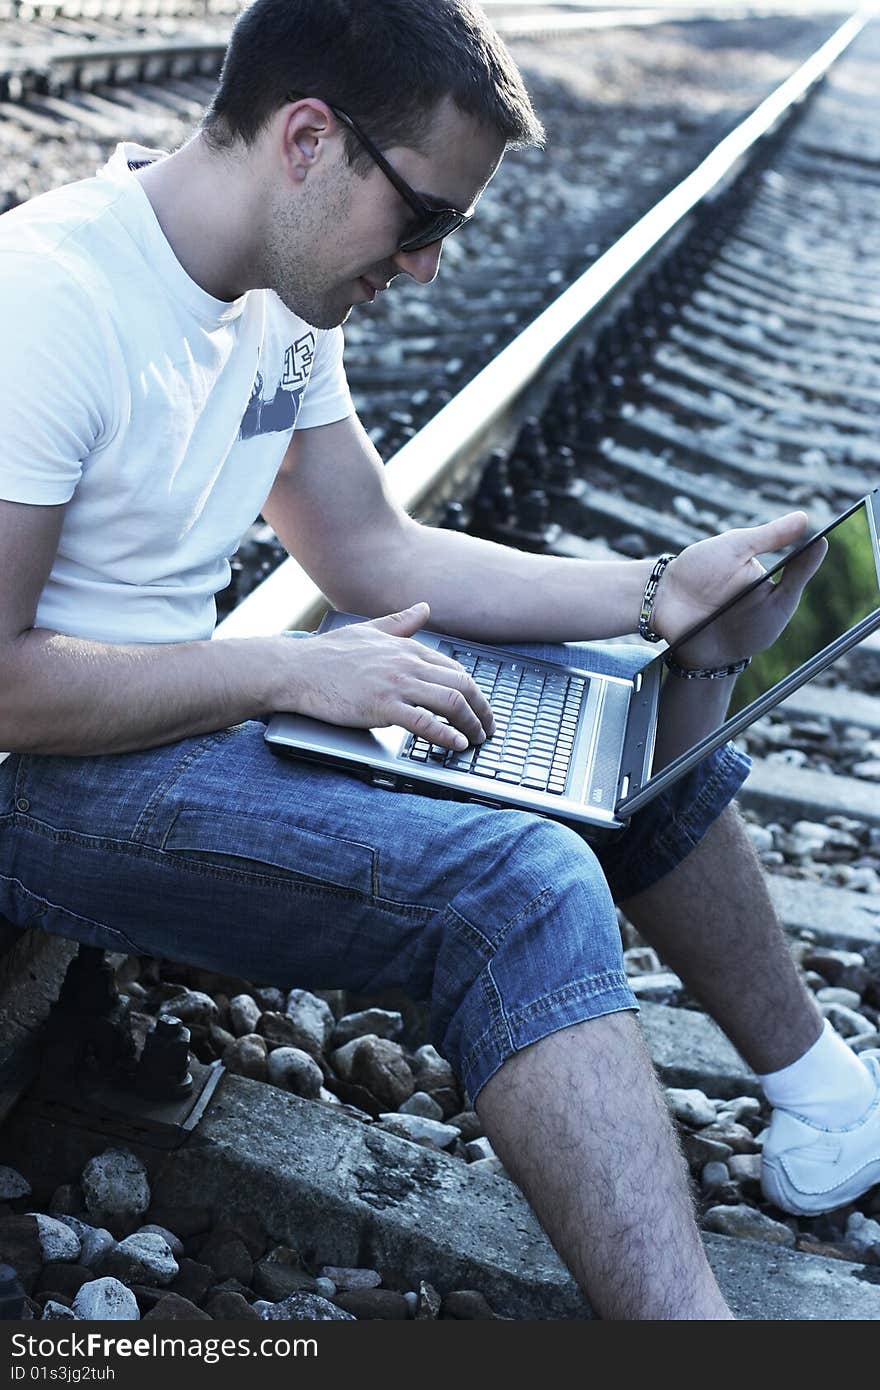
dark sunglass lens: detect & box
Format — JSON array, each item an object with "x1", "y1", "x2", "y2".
[{"x1": 398, "y1": 210, "x2": 466, "y2": 253}]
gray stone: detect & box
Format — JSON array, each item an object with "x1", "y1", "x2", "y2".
[
  {"x1": 204, "y1": 1291, "x2": 261, "y2": 1320},
  {"x1": 229, "y1": 994, "x2": 261, "y2": 1036},
  {"x1": 320, "y1": 1266, "x2": 382, "y2": 1291},
  {"x1": 165, "y1": 990, "x2": 218, "y2": 1027},
  {"x1": 257, "y1": 1012, "x2": 303, "y2": 1049},
  {"x1": 53, "y1": 1218, "x2": 116, "y2": 1270},
  {"x1": 285, "y1": 989, "x2": 335, "y2": 1057},
  {"x1": 704, "y1": 1204, "x2": 796, "y2": 1247},
  {"x1": 224, "y1": 1034, "x2": 268, "y2": 1081},
  {"x1": 142, "y1": 1293, "x2": 212, "y2": 1322},
  {"x1": 331, "y1": 1035, "x2": 414, "y2": 1109},
  {"x1": 313, "y1": 989, "x2": 348, "y2": 1019},
  {"x1": 253, "y1": 1260, "x2": 316, "y2": 1303},
  {"x1": 666, "y1": 1087, "x2": 717, "y2": 1128},
  {"x1": 266, "y1": 1047, "x2": 323, "y2": 1099},
  {"x1": 79, "y1": 1231, "x2": 116, "y2": 1270},
  {"x1": 252, "y1": 986, "x2": 285, "y2": 1012},
  {"x1": 331, "y1": 1009, "x2": 404, "y2": 1048},
  {"x1": 208, "y1": 1023, "x2": 236, "y2": 1057},
  {"x1": 379, "y1": 1114, "x2": 460, "y2": 1149},
  {"x1": 816, "y1": 987, "x2": 863, "y2": 1009},
  {"x1": 82, "y1": 1149, "x2": 150, "y2": 1221},
  {"x1": 442, "y1": 1289, "x2": 501, "y2": 1320},
  {"x1": 0, "y1": 1166, "x2": 30, "y2": 1200},
  {"x1": 411, "y1": 1044, "x2": 456, "y2": 1093},
  {"x1": 728, "y1": 1154, "x2": 763, "y2": 1185},
  {"x1": 447, "y1": 1111, "x2": 483, "y2": 1143},
  {"x1": 101, "y1": 1232, "x2": 178, "y2": 1287},
  {"x1": 700, "y1": 1120, "x2": 761, "y2": 1154},
  {"x1": 72, "y1": 1277, "x2": 140, "y2": 1321},
  {"x1": 791, "y1": 820, "x2": 836, "y2": 847},
  {"x1": 680, "y1": 1132, "x2": 734, "y2": 1168},
  {"x1": 398, "y1": 1091, "x2": 444, "y2": 1121},
  {"x1": 29, "y1": 1214, "x2": 80, "y2": 1263},
  {"x1": 622, "y1": 946, "x2": 662, "y2": 975},
  {"x1": 41, "y1": 1300, "x2": 77, "y2": 1320},
  {"x1": 716, "y1": 1097, "x2": 762, "y2": 1125},
  {"x1": 701, "y1": 1162, "x2": 730, "y2": 1192},
  {"x1": 199, "y1": 1233, "x2": 254, "y2": 1285},
  {"x1": 850, "y1": 1030, "x2": 880, "y2": 1054},
  {"x1": 852, "y1": 760, "x2": 880, "y2": 782},
  {"x1": 467, "y1": 1157, "x2": 508, "y2": 1179},
  {"x1": 846, "y1": 1212, "x2": 880, "y2": 1256},
  {"x1": 314, "y1": 1277, "x2": 336, "y2": 1300},
  {"x1": 466, "y1": 1137, "x2": 496, "y2": 1162},
  {"x1": 259, "y1": 1292, "x2": 355, "y2": 1321},
  {"x1": 334, "y1": 1288, "x2": 409, "y2": 1319},
  {"x1": 745, "y1": 824, "x2": 774, "y2": 854},
  {"x1": 136, "y1": 1225, "x2": 184, "y2": 1260},
  {"x1": 630, "y1": 970, "x2": 685, "y2": 1004},
  {"x1": 821, "y1": 1003, "x2": 876, "y2": 1038}
]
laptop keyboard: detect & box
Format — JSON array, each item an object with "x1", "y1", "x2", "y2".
[{"x1": 402, "y1": 647, "x2": 588, "y2": 795}]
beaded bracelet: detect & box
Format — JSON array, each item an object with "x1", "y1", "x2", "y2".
[
  {"x1": 664, "y1": 654, "x2": 751, "y2": 680},
  {"x1": 638, "y1": 553, "x2": 675, "y2": 642}
]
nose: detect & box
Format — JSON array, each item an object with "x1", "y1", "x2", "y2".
[{"x1": 392, "y1": 240, "x2": 444, "y2": 284}]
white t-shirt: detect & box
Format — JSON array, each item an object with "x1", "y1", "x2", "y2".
[{"x1": 0, "y1": 142, "x2": 353, "y2": 649}]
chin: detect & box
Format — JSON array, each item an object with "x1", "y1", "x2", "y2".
[{"x1": 273, "y1": 288, "x2": 350, "y2": 330}]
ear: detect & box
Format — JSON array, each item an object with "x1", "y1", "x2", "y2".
[{"x1": 281, "y1": 98, "x2": 335, "y2": 183}]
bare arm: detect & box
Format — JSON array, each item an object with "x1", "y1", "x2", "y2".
[
  {"x1": 262, "y1": 414, "x2": 655, "y2": 640},
  {"x1": 0, "y1": 499, "x2": 289, "y2": 755},
  {"x1": 264, "y1": 416, "x2": 813, "y2": 647},
  {"x1": 0, "y1": 499, "x2": 492, "y2": 757}
]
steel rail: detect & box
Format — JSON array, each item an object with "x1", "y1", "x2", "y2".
[
  {"x1": 214, "y1": 9, "x2": 867, "y2": 640},
  {"x1": 0, "y1": 4, "x2": 831, "y2": 84}
]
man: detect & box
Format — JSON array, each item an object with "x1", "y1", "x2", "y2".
[{"x1": 0, "y1": 0, "x2": 877, "y2": 1320}]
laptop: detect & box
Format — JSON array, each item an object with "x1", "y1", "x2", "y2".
[{"x1": 265, "y1": 489, "x2": 880, "y2": 837}]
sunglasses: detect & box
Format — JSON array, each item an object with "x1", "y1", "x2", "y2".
[{"x1": 287, "y1": 93, "x2": 473, "y2": 253}]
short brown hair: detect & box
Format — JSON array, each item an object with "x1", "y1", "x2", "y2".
[{"x1": 202, "y1": 0, "x2": 544, "y2": 166}]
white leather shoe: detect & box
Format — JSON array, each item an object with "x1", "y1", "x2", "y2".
[{"x1": 761, "y1": 1051, "x2": 880, "y2": 1216}]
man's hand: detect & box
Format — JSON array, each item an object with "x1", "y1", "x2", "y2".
[
  {"x1": 652, "y1": 511, "x2": 828, "y2": 665},
  {"x1": 276, "y1": 602, "x2": 495, "y2": 751}
]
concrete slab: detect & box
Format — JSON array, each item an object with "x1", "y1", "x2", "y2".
[
  {"x1": 740, "y1": 760, "x2": 880, "y2": 827},
  {"x1": 768, "y1": 875, "x2": 880, "y2": 952},
  {"x1": 149, "y1": 1076, "x2": 880, "y2": 1320},
  {"x1": 778, "y1": 684, "x2": 880, "y2": 735},
  {"x1": 0, "y1": 921, "x2": 76, "y2": 1125},
  {"x1": 638, "y1": 1000, "x2": 759, "y2": 1097}
]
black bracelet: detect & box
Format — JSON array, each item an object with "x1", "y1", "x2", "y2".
[
  {"x1": 664, "y1": 654, "x2": 751, "y2": 680},
  {"x1": 638, "y1": 553, "x2": 675, "y2": 642}
]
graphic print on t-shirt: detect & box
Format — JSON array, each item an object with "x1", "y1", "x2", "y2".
[{"x1": 239, "y1": 332, "x2": 315, "y2": 439}]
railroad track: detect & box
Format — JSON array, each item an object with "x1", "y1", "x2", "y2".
[{"x1": 1, "y1": 6, "x2": 879, "y2": 1321}]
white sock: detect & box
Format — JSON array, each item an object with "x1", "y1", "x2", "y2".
[{"x1": 759, "y1": 1020, "x2": 877, "y2": 1127}]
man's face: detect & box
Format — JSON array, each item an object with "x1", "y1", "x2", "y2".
[{"x1": 263, "y1": 98, "x2": 506, "y2": 329}]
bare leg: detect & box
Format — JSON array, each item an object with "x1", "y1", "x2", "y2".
[
  {"x1": 620, "y1": 803, "x2": 821, "y2": 1072},
  {"x1": 476, "y1": 1010, "x2": 733, "y2": 1320}
]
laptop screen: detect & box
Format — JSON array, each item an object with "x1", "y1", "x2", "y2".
[
  {"x1": 620, "y1": 492, "x2": 880, "y2": 814},
  {"x1": 722, "y1": 497, "x2": 880, "y2": 718}
]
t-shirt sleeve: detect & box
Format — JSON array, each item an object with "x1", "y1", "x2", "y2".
[
  {"x1": 0, "y1": 253, "x2": 118, "y2": 506},
  {"x1": 294, "y1": 325, "x2": 353, "y2": 431}
]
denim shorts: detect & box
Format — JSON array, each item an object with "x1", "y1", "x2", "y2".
[{"x1": 0, "y1": 638, "x2": 750, "y2": 1103}]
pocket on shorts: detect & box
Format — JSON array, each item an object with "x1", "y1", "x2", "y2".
[{"x1": 160, "y1": 807, "x2": 378, "y2": 898}]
